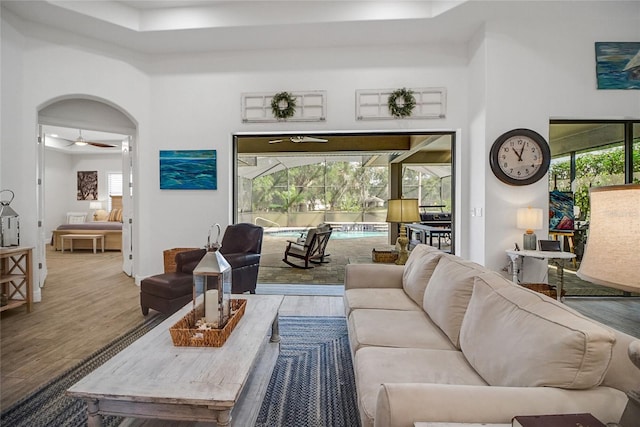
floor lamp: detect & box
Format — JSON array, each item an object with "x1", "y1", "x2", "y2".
[
  {"x1": 386, "y1": 198, "x2": 420, "y2": 265},
  {"x1": 575, "y1": 184, "x2": 640, "y2": 427}
]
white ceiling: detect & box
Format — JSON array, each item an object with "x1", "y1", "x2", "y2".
[
  {"x1": 5, "y1": 1, "x2": 631, "y2": 154},
  {"x1": 2, "y1": 1, "x2": 486, "y2": 54}
]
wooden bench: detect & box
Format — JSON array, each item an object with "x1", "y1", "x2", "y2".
[{"x1": 60, "y1": 234, "x2": 104, "y2": 254}]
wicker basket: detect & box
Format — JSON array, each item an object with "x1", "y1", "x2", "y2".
[
  {"x1": 169, "y1": 299, "x2": 247, "y2": 347},
  {"x1": 163, "y1": 247, "x2": 199, "y2": 273},
  {"x1": 372, "y1": 248, "x2": 398, "y2": 263},
  {"x1": 521, "y1": 283, "x2": 566, "y2": 299}
]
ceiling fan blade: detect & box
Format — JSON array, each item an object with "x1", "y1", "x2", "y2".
[
  {"x1": 86, "y1": 141, "x2": 118, "y2": 148},
  {"x1": 268, "y1": 139, "x2": 283, "y2": 144},
  {"x1": 291, "y1": 136, "x2": 328, "y2": 143}
]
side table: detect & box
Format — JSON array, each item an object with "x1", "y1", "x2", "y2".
[
  {"x1": 505, "y1": 249, "x2": 576, "y2": 301},
  {"x1": 0, "y1": 246, "x2": 33, "y2": 313}
]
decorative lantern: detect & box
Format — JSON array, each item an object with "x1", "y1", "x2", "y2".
[
  {"x1": 0, "y1": 190, "x2": 20, "y2": 247},
  {"x1": 192, "y1": 224, "x2": 231, "y2": 329}
]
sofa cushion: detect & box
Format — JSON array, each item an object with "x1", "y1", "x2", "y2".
[
  {"x1": 459, "y1": 274, "x2": 616, "y2": 389},
  {"x1": 355, "y1": 347, "x2": 487, "y2": 426},
  {"x1": 344, "y1": 288, "x2": 419, "y2": 316},
  {"x1": 422, "y1": 256, "x2": 490, "y2": 348},
  {"x1": 402, "y1": 244, "x2": 444, "y2": 305},
  {"x1": 348, "y1": 309, "x2": 456, "y2": 353}
]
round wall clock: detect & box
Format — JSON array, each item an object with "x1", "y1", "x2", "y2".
[{"x1": 489, "y1": 128, "x2": 551, "y2": 186}]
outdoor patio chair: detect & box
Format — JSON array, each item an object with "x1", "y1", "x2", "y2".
[{"x1": 282, "y1": 226, "x2": 332, "y2": 269}]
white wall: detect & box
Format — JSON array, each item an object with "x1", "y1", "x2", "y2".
[
  {"x1": 2, "y1": 2, "x2": 639, "y2": 296},
  {"x1": 44, "y1": 150, "x2": 121, "y2": 240},
  {"x1": 480, "y1": 5, "x2": 640, "y2": 273},
  {"x1": 1, "y1": 11, "x2": 150, "y2": 299},
  {"x1": 141, "y1": 44, "x2": 469, "y2": 277}
]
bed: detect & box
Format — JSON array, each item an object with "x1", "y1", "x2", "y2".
[
  {"x1": 51, "y1": 196, "x2": 123, "y2": 251},
  {"x1": 52, "y1": 222, "x2": 123, "y2": 251}
]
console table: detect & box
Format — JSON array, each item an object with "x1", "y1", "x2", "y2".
[
  {"x1": 0, "y1": 246, "x2": 33, "y2": 313},
  {"x1": 406, "y1": 223, "x2": 451, "y2": 250},
  {"x1": 505, "y1": 249, "x2": 576, "y2": 301}
]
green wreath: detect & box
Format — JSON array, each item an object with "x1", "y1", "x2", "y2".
[
  {"x1": 387, "y1": 88, "x2": 416, "y2": 118},
  {"x1": 271, "y1": 92, "x2": 297, "y2": 119}
]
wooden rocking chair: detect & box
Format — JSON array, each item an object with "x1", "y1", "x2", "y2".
[{"x1": 282, "y1": 227, "x2": 332, "y2": 269}]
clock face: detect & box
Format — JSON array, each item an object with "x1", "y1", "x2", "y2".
[{"x1": 490, "y1": 129, "x2": 550, "y2": 186}]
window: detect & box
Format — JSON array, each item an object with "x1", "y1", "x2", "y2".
[
  {"x1": 549, "y1": 121, "x2": 638, "y2": 219},
  {"x1": 107, "y1": 172, "x2": 123, "y2": 211}
]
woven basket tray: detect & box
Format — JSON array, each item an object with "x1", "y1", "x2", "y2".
[
  {"x1": 169, "y1": 299, "x2": 246, "y2": 347},
  {"x1": 372, "y1": 248, "x2": 398, "y2": 263},
  {"x1": 521, "y1": 283, "x2": 566, "y2": 299},
  {"x1": 163, "y1": 247, "x2": 199, "y2": 273}
]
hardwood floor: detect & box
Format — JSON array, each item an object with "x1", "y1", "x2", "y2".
[
  {"x1": 1, "y1": 245, "x2": 638, "y2": 417},
  {"x1": 0, "y1": 247, "x2": 345, "y2": 412},
  {"x1": 1, "y1": 247, "x2": 142, "y2": 410}
]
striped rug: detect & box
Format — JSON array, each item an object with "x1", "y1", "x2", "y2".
[{"x1": 256, "y1": 316, "x2": 360, "y2": 427}]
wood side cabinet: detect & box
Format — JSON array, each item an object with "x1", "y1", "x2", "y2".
[{"x1": 0, "y1": 246, "x2": 33, "y2": 313}]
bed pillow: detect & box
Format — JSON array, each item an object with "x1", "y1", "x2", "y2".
[
  {"x1": 108, "y1": 208, "x2": 122, "y2": 222},
  {"x1": 66, "y1": 212, "x2": 87, "y2": 224}
]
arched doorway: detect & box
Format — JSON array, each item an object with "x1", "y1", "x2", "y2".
[{"x1": 36, "y1": 96, "x2": 137, "y2": 285}]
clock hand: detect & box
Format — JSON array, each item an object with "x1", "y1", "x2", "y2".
[{"x1": 513, "y1": 145, "x2": 524, "y2": 162}]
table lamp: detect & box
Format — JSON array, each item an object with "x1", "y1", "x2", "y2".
[
  {"x1": 386, "y1": 198, "x2": 420, "y2": 265},
  {"x1": 516, "y1": 207, "x2": 543, "y2": 250},
  {"x1": 575, "y1": 184, "x2": 640, "y2": 427},
  {"x1": 89, "y1": 201, "x2": 103, "y2": 221}
]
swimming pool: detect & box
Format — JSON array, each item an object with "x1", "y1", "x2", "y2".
[{"x1": 266, "y1": 229, "x2": 387, "y2": 240}]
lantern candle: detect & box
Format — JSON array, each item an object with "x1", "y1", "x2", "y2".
[{"x1": 204, "y1": 289, "x2": 219, "y2": 324}]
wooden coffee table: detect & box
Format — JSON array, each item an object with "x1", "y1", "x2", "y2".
[{"x1": 67, "y1": 294, "x2": 283, "y2": 426}]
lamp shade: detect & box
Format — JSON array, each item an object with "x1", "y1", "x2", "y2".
[
  {"x1": 516, "y1": 207, "x2": 543, "y2": 231},
  {"x1": 89, "y1": 201, "x2": 102, "y2": 210},
  {"x1": 386, "y1": 198, "x2": 420, "y2": 223},
  {"x1": 577, "y1": 184, "x2": 640, "y2": 293}
]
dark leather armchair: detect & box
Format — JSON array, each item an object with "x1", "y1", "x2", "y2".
[
  {"x1": 139, "y1": 224, "x2": 263, "y2": 316},
  {"x1": 220, "y1": 223, "x2": 264, "y2": 294}
]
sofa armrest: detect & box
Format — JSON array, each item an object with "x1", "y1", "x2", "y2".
[
  {"x1": 374, "y1": 383, "x2": 627, "y2": 427},
  {"x1": 345, "y1": 263, "x2": 404, "y2": 290}
]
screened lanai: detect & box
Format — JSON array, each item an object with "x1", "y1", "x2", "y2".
[{"x1": 233, "y1": 132, "x2": 455, "y2": 285}]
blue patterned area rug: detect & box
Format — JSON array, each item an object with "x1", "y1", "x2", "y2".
[
  {"x1": 0, "y1": 314, "x2": 164, "y2": 427},
  {"x1": 255, "y1": 316, "x2": 360, "y2": 427}
]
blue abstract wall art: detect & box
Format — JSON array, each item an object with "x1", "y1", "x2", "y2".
[
  {"x1": 595, "y1": 42, "x2": 640, "y2": 89},
  {"x1": 159, "y1": 150, "x2": 217, "y2": 190}
]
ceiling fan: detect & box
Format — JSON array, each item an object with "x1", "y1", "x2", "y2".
[
  {"x1": 268, "y1": 136, "x2": 329, "y2": 144},
  {"x1": 60, "y1": 130, "x2": 118, "y2": 148}
]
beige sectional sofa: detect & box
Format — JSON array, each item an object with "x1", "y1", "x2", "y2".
[{"x1": 344, "y1": 244, "x2": 640, "y2": 427}]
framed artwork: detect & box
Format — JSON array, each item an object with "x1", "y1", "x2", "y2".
[
  {"x1": 159, "y1": 150, "x2": 217, "y2": 190},
  {"x1": 77, "y1": 171, "x2": 98, "y2": 200},
  {"x1": 549, "y1": 190, "x2": 574, "y2": 231},
  {"x1": 595, "y1": 42, "x2": 640, "y2": 89}
]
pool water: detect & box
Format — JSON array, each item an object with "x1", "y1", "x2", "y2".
[{"x1": 267, "y1": 230, "x2": 386, "y2": 240}]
